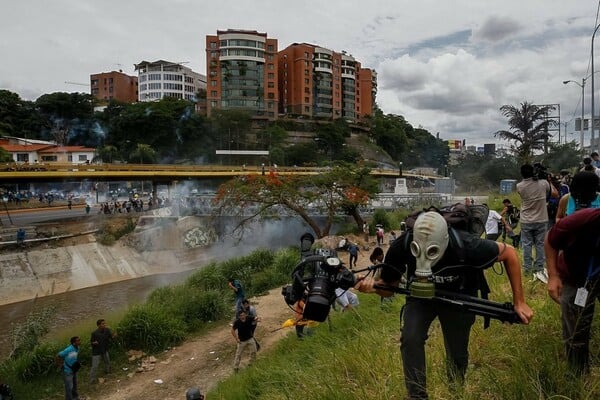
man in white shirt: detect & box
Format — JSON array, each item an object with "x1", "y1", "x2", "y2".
[{"x1": 484, "y1": 206, "x2": 510, "y2": 241}]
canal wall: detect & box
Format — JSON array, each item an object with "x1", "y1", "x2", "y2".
[
  {"x1": 0, "y1": 214, "x2": 346, "y2": 306},
  {"x1": 0, "y1": 216, "x2": 219, "y2": 306}
]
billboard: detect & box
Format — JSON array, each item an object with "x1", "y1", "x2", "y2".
[{"x1": 447, "y1": 139, "x2": 462, "y2": 150}]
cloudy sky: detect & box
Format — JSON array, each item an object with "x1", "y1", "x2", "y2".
[{"x1": 1, "y1": 0, "x2": 599, "y2": 147}]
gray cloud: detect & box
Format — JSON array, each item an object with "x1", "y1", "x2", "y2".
[
  {"x1": 472, "y1": 15, "x2": 523, "y2": 43},
  {"x1": 0, "y1": 0, "x2": 596, "y2": 147}
]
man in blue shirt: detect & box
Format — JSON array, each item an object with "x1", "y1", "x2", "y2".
[
  {"x1": 228, "y1": 278, "x2": 245, "y2": 313},
  {"x1": 56, "y1": 336, "x2": 81, "y2": 400}
]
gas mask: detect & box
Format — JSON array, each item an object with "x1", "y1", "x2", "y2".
[{"x1": 409, "y1": 211, "x2": 449, "y2": 298}]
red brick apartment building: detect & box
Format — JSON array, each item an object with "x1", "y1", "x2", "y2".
[
  {"x1": 90, "y1": 70, "x2": 138, "y2": 103},
  {"x1": 278, "y1": 43, "x2": 376, "y2": 121},
  {"x1": 205, "y1": 29, "x2": 279, "y2": 118},
  {"x1": 205, "y1": 30, "x2": 377, "y2": 122}
]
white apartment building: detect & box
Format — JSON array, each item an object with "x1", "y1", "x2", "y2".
[{"x1": 135, "y1": 60, "x2": 207, "y2": 102}]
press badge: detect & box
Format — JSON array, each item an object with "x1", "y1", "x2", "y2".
[{"x1": 574, "y1": 287, "x2": 589, "y2": 307}]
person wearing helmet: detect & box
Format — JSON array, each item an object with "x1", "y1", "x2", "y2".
[
  {"x1": 185, "y1": 387, "x2": 204, "y2": 400},
  {"x1": 356, "y1": 211, "x2": 533, "y2": 400}
]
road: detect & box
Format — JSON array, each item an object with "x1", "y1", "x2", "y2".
[{"x1": 0, "y1": 205, "x2": 91, "y2": 226}]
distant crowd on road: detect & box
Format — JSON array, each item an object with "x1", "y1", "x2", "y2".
[{"x1": 98, "y1": 196, "x2": 171, "y2": 215}]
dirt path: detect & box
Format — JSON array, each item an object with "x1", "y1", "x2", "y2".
[
  {"x1": 93, "y1": 237, "x2": 378, "y2": 400},
  {"x1": 95, "y1": 287, "x2": 292, "y2": 400}
]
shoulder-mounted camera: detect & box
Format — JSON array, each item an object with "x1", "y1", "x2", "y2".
[{"x1": 282, "y1": 233, "x2": 356, "y2": 322}]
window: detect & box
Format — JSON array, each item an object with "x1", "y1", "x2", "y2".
[
  {"x1": 211, "y1": 80, "x2": 217, "y2": 87},
  {"x1": 211, "y1": 51, "x2": 218, "y2": 58},
  {"x1": 305, "y1": 60, "x2": 309, "y2": 67},
  {"x1": 41, "y1": 155, "x2": 57, "y2": 162},
  {"x1": 304, "y1": 97, "x2": 309, "y2": 102},
  {"x1": 211, "y1": 90, "x2": 217, "y2": 97},
  {"x1": 78, "y1": 155, "x2": 88, "y2": 161},
  {"x1": 268, "y1": 73, "x2": 274, "y2": 79},
  {"x1": 268, "y1": 92, "x2": 274, "y2": 99},
  {"x1": 268, "y1": 82, "x2": 274, "y2": 88},
  {"x1": 304, "y1": 106, "x2": 310, "y2": 112},
  {"x1": 210, "y1": 42, "x2": 217, "y2": 48},
  {"x1": 304, "y1": 52, "x2": 309, "y2": 58},
  {"x1": 267, "y1": 44, "x2": 274, "y2": 51},
  {"x1": 304, "y1": 78, "x2": 309, "y2": 84},
  {"x1": 16, "y1": 153, "x2": 28, "y2": 162},
  {"x1": 267, "y1": 64, "x2": 274, "y2": 70},
  {"x1": 304, "y1": 69, "x2": 309, "y2": 75},
  {"x1": 211, "y1": 100, "x2": 217, "y2": 107}
]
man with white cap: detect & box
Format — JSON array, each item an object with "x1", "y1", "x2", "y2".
[{"x1": 356, "y1": 211, "x2": 533, "y2": 400}]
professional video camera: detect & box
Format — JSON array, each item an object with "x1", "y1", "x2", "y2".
[
  {"x1": 532, "y1": 162, "x2": 548, "y2": 180},
  {"x1": 282, "y1": 233, "x2": 355, "y2": 322}
]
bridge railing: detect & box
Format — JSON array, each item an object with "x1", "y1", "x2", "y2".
[{"x1": 0, "y1": 162, "x2": 442, "y2": 179}]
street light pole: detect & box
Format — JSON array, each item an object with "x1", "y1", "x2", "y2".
[
  {"x1": 563, "y1": 78, "x2": 586, "y2": 155},
  {"x1": 591, "y1": 23, "x2": 600, "y2": 152}
]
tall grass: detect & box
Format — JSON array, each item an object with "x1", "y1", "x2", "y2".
[{"x1": 209, "y1": 267, "x2": 600, "y2": 400}]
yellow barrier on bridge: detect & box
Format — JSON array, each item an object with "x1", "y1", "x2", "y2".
[{"x1": 0, "y1": 162, "x2": 441, "y2": 182}]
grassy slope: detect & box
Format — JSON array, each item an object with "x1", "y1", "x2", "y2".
[{"x1": 209, "y1": 269, "x2": 600, "y2": 400}]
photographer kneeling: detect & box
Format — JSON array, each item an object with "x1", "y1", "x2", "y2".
[{"x1": 355, "y1": 211, "x2": 533, "y2": 400}]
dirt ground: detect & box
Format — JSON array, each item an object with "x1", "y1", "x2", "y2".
[{"x1": 88, "y1": 235, "x2": 379, "y2": 400}]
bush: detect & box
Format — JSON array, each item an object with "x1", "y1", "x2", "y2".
[
  {"x1": 9, "y1": 306, "x2": 56, "y2": 359},
  {"x1": 194, "y1": 290, "x2": 229, "y2": 322},
  {"x1": 187, "y1": 262, "x2": 225, "y2": 291},
  {"x1": 241, "y1": 249, "x2": 275, "y2": 272},
  {"x1": 98, "y1": 233, "x2": 116, "y2": 245},
  {"x1": 371, "y1": 209, "x2": 392, "y2": 231},
  {"x1": 9, "y1": 342, "x2": 58, "y2": 381},
  {"x1": 117, "y1": 305, "x2": 186, "y2": 352}
]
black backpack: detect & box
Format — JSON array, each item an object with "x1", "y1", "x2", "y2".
[
  {"x1": 402, "y1": 203, "x2": 493, "y2": 328},
  {"x1": 506, "y1": 205, "x2": 520, "y2": 229},
  {"x1": 403, "y1": 203, "x2": 489, "y2": 263}
]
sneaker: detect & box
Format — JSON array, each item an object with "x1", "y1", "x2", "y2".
[{"x1": 534, "y1": 270, "x2": 548, "y2": 284}]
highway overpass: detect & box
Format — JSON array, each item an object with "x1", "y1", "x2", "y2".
[{"x1": 0, "y1": 162, "x2": 442, "y2": 183}]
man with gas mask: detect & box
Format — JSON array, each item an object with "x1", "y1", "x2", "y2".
[{"x1": 356, "y1": 211, "x2": 533, "y2": 400}]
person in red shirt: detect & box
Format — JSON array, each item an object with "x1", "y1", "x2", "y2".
[{"x1": 545, "y1": 207, "x2": 600, "y2": 375}]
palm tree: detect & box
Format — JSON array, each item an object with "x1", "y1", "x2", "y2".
[{"x1": 494, "y1": 102, "x2": 556, "y2": 164}]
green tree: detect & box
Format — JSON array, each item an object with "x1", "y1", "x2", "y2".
[
  {"x1": 213, "y1": 162, "x2": 379, "y2": 238},
  {"x1": 35, "y1": 92, "x2": 95, "y2": 145},
  {"x1": 0, "y1": 90, "x2": 46, "y2": 138},
  {"x1": 105, "y1": 98, "x2": 211, "y2": 163},
  {"x1": 0, "y1": 146, "x2": 13, "y2": 162},
  {"x1": 210, "y1": 109, "x2": 252, "y2": 151},
  {"x1": 94, "y1": 145, "x2": 121, "y2": 163},
  {"x1": 539, "y1": 141, "x2": 581, "y2": 173},
  {"x1": 494, "y1": 102, "x2": 556, "y2": 164},
  {"x1": 130, "y1": 143, "x2": 157, "y2": 164},
  {"x1": 451, "y1": 153, "x2": 519, "y2": 191},
  {"x1": 370, "y1": 108, "x2": 409, "y2": 161},
  {"x1": 314, "y1": 118, "x2": 351, "y2": 161}
]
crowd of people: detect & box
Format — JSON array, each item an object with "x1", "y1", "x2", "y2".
[
  {"x1": 97, "y1": 195, "x2": 171, "y2": 215},
  {"x1": 8, "y1": 153, "x2": 600, "y2": 400}
]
